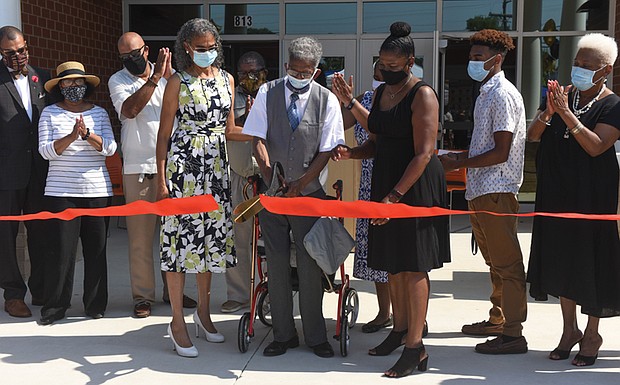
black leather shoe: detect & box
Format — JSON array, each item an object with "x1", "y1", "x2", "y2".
[
  {"x1": 263, "y1": 335, "x2": 300, "y2": 356},
  {"x1": 86, "y1": 311, "x2": 104, "y2": 319},
  {"x1": 310, "y1": 341, "x2": 334, "y2": 358},
  {"x1": 39, "y1": 311, "x2": 66, "y2": 325}
]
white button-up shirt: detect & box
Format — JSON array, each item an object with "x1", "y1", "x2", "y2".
[{"x1": 466, "y1": 71, "x2": 526, "y2": 200}]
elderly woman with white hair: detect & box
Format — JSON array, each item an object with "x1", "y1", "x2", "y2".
[{"x1": 527, "y1": 33, "x2": 620, "y2": 367}]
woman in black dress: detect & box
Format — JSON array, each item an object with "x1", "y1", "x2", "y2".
[
  {"x1": 527, "y1": 33, "x2": 620, "y2": 367},
  {"x1": 332, "y1": 21, "x2": 450, "y2": 377}
]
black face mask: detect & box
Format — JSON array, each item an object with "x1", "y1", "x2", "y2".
[
  {"x1": 122, "y1": 55, "x2": 147, "y2": 76},
  {"x1": 380, "y1": 68, "x2": 409, "y2": 85}
]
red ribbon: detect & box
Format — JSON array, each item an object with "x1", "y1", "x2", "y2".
[
  {"x1": 259, "y1": 195, "x2": 620, "y2": 221},
  {"x1": 0, "y1": 195, "x2": 218, "y2": 222},
  {"x1": 2, "y1": 194, "x2": 619, "y2": 222}
]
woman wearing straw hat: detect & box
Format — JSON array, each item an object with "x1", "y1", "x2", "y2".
[{"x1": 37, "y1": 61, "x2": 117, "y2": 325}]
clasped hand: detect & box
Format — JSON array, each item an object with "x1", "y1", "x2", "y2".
[{"x1": 72, "y1": 115, "x2": 88, "y2": 140}]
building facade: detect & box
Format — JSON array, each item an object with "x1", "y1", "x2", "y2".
[{"x1": 2, "y1": 0, "x2": 619, "y2": 203}]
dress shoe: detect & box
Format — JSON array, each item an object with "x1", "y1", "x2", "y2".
[
  {"x1": 462, "y1": 320, "x2": 504, "y2": 336},
  {"x1": 193, "y1": 311, "x2": 224, "y2": 343},
  {"x1": 263, "y1": 335, "x2": 300, "y2": 356},
  {"x1": 86, "y1": 311, "x2": 104, "y2": 319},
  {"x1": 168, "y1": 323, "x2": 198, "y2": 358},
  {"x1": 475, "y1": 335, "x2": 528, "y2": 354},
  {"x1": 163, "y1": 293, "x2": 197, "y2": 309},
  {"x1": 220, "y1": 300, "x2": 249, "y2": 313},
  {"x1": 133, "y1": 302, "x2": 152, "y2": 318},
  {"x1": 39, "y1": 311, "x2": 66, "y2": 325},
  {"x1": 4, "y1": 299, "x2": 32, "y2": 318},
  {"x1": 310, "y1": 341, "x2": 334, "y2": 358}
]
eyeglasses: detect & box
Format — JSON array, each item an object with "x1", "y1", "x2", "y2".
[
  {"x1": 191, "y1": 45, "x2": 218, "y2": 53},
  {"x1": 119, "y1": 45, "x2": 145, "y2": 61},
  {"x1": 286, "y1": 68, "x2": 316, "y2": 80},
  {"x1": 238, "y1": 70, "x2": 264, "y2": 80},
  {"x1": 60, "y1": 78, "x2": 86, "y2": 87},
  {"x1": 1, "y1": 45, "x2": 28, "y2": 57}
]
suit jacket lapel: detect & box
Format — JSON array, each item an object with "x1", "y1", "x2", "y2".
[
  {"x1": 0, "y1": 64, "x2": 25, "y2": 110},
  {"x1": 27, "y1": 65, "x2": 45, "y2": 122}
]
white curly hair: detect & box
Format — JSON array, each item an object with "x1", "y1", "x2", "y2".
[{"x1": 577, "y1": 33, "x2": 618, "y2": 65}]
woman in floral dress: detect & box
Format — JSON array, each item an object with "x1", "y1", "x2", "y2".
[{"x1": 156, "y1": 18, "x2": 249, "y2": 357}]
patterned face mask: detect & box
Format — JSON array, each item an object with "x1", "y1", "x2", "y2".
[
  {"x1": 2, "y1": 50, "x2": 28, "y2": 73},
  {"x1": 239, "y1": 70, "x2": 267, "y2": 94},
  {"x1": 60, "y1": 85, "x2": 87, "y2": 102}
]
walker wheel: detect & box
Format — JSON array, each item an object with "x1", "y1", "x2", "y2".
[
  {"x1": 339, "y1": 314, "x2": 350, "y2": 356},
  {"x1": 344, "y1": 288, "x2": 359, "y2": 328},
  {"x1": 238, "y1": 312, "x2": 252, "y2": 353}
]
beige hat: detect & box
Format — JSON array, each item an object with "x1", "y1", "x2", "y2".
[{"x1": 44, "y1": 61, "x2": 100, "y2": 92}]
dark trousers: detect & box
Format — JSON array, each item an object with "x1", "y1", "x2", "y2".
[
  {"x1": 41, "y1": 196, "x2": 110, "y2": 319},
  {"x1": 258, "y1": 189, "x2": 327, "y2": 347},
  {"x1": 0, "y1": 159, "x2": 47, "y2": 301}
]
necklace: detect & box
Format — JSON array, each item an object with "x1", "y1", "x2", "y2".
[
  {"x1": 564, "y1": 85, "x2": 606, "y2": 139},
  {"x1": 572, "y1": 85, "x2": 605, "y2": 117},
  {"x1": 387, "y1": 75, "x2": 412, "y2": 99}
]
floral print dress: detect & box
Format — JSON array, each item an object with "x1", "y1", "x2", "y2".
[
  {"x1": 352, "y1": 91, "x2": 388, "y2": 283},
  {"x1": 160, "y1": 70, "x2": 236, "y2": 273}
]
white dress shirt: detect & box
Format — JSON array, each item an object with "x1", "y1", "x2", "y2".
[{"x1": 10, "y1": 70, "x2": 33, "y2": 121}]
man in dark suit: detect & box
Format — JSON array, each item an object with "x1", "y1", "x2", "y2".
[{"x1": 0, "y1": 25, "x2": 52, "y2": 318}]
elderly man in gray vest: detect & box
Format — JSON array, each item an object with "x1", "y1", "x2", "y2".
[{"x1": 243, "y1": 36, "x2": 345, "y2": 358}]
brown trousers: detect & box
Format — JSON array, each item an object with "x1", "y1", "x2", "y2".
[{"x1": 468, "y1": 193, "x2": 527, "y2": 337}]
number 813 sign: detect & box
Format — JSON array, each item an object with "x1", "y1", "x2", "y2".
[{"x1": 233, "y1": 15, "x2": 253, "y2": 27}]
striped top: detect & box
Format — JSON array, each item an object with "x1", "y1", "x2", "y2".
[{"x1": 38, "y1": 104, "x2": 117, "y2": 197}]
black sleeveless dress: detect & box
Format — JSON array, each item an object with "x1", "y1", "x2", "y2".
[
  {"x1": 366, "y1": 81, "x2": 451, "y2": 274},
  {"x1": 527, "y1": 93, "x2": 620, "y2": 317}
]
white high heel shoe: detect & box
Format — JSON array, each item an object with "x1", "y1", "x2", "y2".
[
  {"x1": 193, "y1": 311, "x2": 225, "y2": 343},
  {"x1": 167, "y1": 323, "x2": 198, "y2": 357}
]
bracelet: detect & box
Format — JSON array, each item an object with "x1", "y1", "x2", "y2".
[
  {"x1": 147, "y1": 76, "x2": 158, "y2": 87},
  {"x1": 81, "y1": 127, "x2": 91, "y2": 140},
  {"x1": 537, "y1": 114, "x2": 552, "y2": 126},
  {"x1": 570, "y1": 122, "x2": 584, "y2": 135},
  {"x1": 389, "y1": 189, "x2": 403, "y2": 202},
  {"x1": 345, "y1": 98, "x2": 356, "y2": 110}
]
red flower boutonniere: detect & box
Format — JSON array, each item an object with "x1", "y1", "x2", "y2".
[{"x1": 31, "y1": 75, "x2": 39, "y2": 83}]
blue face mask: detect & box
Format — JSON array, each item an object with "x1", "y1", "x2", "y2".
[
  {"x1": 467, "y1": 55, "x2": 496, "y2": 82},
  {"x1": 571, "y1": 65, "x2": 605, "y2": 91},
  {"x1": 193, "y1": 49, "x2": 218, "y2": 68},
  {"x1": 287, "y1": 71, "x2": 315, "y2": 90}
]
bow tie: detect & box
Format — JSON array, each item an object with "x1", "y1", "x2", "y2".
[{"x1": 11, "y1": 66, "x2": 28, "y2": 79}]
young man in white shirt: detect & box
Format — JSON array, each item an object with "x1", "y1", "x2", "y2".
[{"x1": 440, "y1": 29, "x2": 527, "y2": 355}]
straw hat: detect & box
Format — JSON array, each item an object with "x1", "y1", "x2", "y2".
[{"x1": 44, "y1": 61, "x2": 100, "y2": 92}]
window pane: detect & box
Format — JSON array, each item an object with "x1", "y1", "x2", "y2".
[
  {"x1": 363, "y1": 1, "x2": 436, "y2": 33},
  {"x1": 286, "y1": 3, "x2": 356, "y2": 35},
  {"x1": 129, "y1": 5, "x2": 203, "y2": 36},
  {"x1": 523, "y1": 0, "x2": 608, "y2": 32},
  {"x1": 442, "y1": 0, "x2": 516, "y2": 32},
  {"x1": 209, "y1": 4, "x2": 279, "y2": 35}
]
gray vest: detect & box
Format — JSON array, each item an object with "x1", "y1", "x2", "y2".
[{"x1": 265, "y1": 79, "x2": 328, "y2": 195}]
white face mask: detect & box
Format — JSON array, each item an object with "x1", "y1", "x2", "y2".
[
  {"x1": 372, "y1": 80, "x2": 384, "y2": 90},
  {"x1": 287, "y1": 70, "x2": 316, "y2": 90},
  {"x1": 467, "y1": 55, "x2": 496, "y2": 82}
]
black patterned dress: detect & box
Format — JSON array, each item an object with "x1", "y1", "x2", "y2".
[{"x1": 160, "y1": 71, "x2": 236, "y2": 273}]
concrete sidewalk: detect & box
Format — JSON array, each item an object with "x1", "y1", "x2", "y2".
[{"x1": 1, "y1": 213, "x2": 619, "y2": 385}]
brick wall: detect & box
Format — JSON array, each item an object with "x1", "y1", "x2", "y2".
[{"x1": 20, "y1": 0, "x2": 123, "y2": 134}]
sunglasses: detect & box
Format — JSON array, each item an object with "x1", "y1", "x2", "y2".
[
  {"x1": 191, "y1": 45, "x2": 218, "y2": 54},
  {"x1": 238, "y1": 70, "x2": 265, "y2": 80},
  {"x1": 119, "y1": 45, "x2": 145, "y2": 61},
  {"x1": 1, "y1": 45, "x2": 28, "y2": 57},
  {"x1": 60, "y1": 78, "x2": 86, "y2": 87}
]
